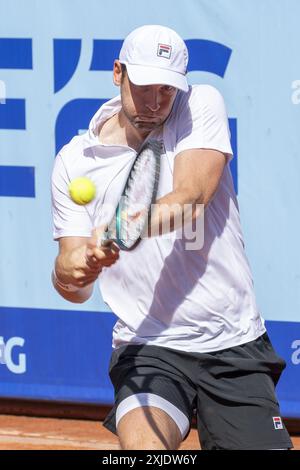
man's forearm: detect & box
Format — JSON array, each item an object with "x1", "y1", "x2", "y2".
[
  {"x1": 52, "y1": 257, "x2": 94, "y2": 304},
  {"x1": 145, "y1": 188, "x2": 204, "y2": 237},
  {"x1": 52, "y1": 271, "x2": 94, "y2": 303}
]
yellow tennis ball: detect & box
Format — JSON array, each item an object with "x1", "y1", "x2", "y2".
[{"x1": 68, "y1": 177, "x2": 96, "y2": 205}]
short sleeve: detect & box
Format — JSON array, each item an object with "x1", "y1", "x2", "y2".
[
  {"x1": 174, "y1": 85, "x2": 233, "y2": 161},
  {"x1": 51, "y1": 153, "x2": 93, "y2": 240}
]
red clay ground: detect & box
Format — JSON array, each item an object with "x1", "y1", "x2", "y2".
[{"x1": 0, "y1": 415, "x2": 298, "y2": 450}]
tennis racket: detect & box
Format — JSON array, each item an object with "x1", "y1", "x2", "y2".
[{"x1": 100, "y1": 139, "x2": 161, "y2": 250}]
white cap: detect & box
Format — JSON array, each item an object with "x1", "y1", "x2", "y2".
[{"x1": 119, "y1": 25, "x2": 189, "y2": 92}]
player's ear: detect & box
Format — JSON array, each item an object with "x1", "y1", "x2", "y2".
[{"x1": 113, "y1": 60, "x2": 123, "y2": 87}]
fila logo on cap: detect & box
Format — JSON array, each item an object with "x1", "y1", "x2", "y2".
[
  {"x1": 157, "y1": 43, "x2": 172, "y2": 59},
  {"x1": 273, "y1": 416, "x2": 283, "y2": 430}
]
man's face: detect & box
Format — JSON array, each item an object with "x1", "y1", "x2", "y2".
[{"x1": 116, "y1": 62, "x2": 178, "y2": 134}]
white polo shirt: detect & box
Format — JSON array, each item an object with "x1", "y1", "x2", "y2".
[{"x1": 52, "y1": 84, "x2": 266, "y2": 353}]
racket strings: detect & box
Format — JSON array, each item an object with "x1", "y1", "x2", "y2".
[
  {"x1": 125, "y1": 154, "x2": 157, "y2": 212},
  {"x1": 118, "y1": 141, "x2": 161, "y2": 247}
]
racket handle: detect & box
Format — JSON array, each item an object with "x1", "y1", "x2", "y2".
[{"x1": 100, "y1": 230, "x2": 112, "y2": 247}]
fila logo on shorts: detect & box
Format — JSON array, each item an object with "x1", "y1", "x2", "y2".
[
  {"x1": 157, "y1": 43, "x2": 172, "y2": 59},
  {"x1": 273, "y1": 416, "x2": 283, "y2": 430}
]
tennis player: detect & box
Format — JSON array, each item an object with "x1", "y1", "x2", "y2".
[{"x1": 51, "y1": 25, "x2": 292, "y2": 450}]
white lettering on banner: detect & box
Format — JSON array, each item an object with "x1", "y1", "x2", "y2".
[
  {"x1": 291, "y1": 80, "x2": 300, "y2": 104},
  {"x1": 0, "y1": 336, "x2": 26, "y2": 374},
  {"x1": 0, "y1": 79, "x2": 6, "y2": 104},
  {"x1": 291, "y1": 340, "x2": 300, "y2": 365},
  {"x1": 0, "y1": 337, "x2": 5, "y2": 364}
]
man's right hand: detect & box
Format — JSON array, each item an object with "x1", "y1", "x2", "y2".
[{"x1": 55, "y1": 228, "x2": 120, "y2": 289}]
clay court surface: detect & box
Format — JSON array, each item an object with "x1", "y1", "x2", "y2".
[{"x1": 0, "y1": 415, "x2": 299, "y2": 450}]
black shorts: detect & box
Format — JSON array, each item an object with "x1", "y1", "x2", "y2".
[{"x1": 103, "y1": 333, "x2": 293, "y2": 450}]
